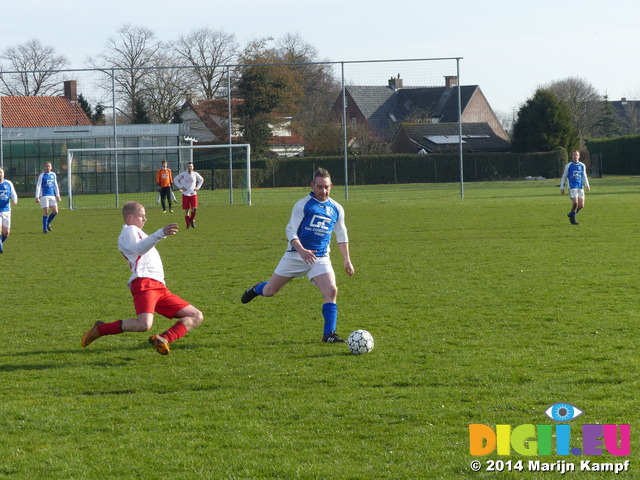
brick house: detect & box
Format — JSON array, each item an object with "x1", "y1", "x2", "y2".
[
  {"x1": 1, "y1": 80, "x2": 192, "y2": 195},
  {"x1": 331, "y1": 76, "x2": 509, "y2": 152},
  {"x1": 178, "y1": 98, "x2": 306, "y2": 157}
]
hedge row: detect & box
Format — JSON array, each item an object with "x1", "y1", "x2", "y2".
[
  {"x1": 196, "y1": 150, "x2": 569, "y2": 189},
  {"x1": 242, "y1": 150, "x2": 568, "y2": 188},
  {"x1": 586, "y1": 136, "x2": 640, "y2": 175}
]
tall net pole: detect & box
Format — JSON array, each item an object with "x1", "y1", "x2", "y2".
[
  {"x1": 341, "y1": 62, "x2": 349, "y2": 202},
  {"x1": 457, "y1": 58, "x2": 464, "y2": 199}
]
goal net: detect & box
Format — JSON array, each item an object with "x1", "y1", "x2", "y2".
[{"x1": 66, "y1": 143, "x2": 251, "y2": 210}]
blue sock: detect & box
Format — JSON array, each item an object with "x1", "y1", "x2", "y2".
[
  {"x1": 42, "y1": 216, "x2": 48, "y2": 230},
  {"x1": 1, "y1": 235, "x2": 7, "y2": 244},
  {"x1": 322, "y1": 303, "x2": 338, "y2": 336},
  {"x1": 48, "y1": 213, "x2": 57, "y2": 224},
  {"x1": 254, "y1": 281, "x2": 268, "y2": 296}
]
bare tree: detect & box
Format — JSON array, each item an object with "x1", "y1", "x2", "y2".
[
  {"x1": 142, "y1": 52, "x2": 192, "y2": 123},
  {"x1": 172, "y1": 27, "x2": 238, "y2": 99},
  {"x1": 273, "y1": 33, "x2": 340, "y2": 141},
  {"x1": 543, "y1": 77, "x2": 603, "y2": 141},
  {"x1": 86, "y1": 24, "x2": 163, "y2": 122},
  {"x1": 0, "y1": 39, "x2": 69, "y2": 95}
]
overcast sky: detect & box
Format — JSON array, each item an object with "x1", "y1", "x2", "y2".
[{"x1": 2, "y1": 0, "x2": 638, "y2": 116}]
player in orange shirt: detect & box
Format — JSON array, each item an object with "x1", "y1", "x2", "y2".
[{"x1": 156, "y1": 160, "x2": 174, "y2": 213}]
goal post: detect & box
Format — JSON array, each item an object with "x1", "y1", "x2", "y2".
[{"x1": 66, "y1": 143, "x2": 251, "y2": 209}]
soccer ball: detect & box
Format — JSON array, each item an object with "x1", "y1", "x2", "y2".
[{"x1": 347, "y1": 329, "x2": 374, "y2": 355}]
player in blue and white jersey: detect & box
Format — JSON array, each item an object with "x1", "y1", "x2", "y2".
[
  {"x1": 0, "y1": 167, "x2": 19, "y2": 253},
  {"x1": 35, "y1": 162, "x2": 62, "y2": 233},
  {"x1": 241, "y1": 168, "x2": 355, "y2": 343},
  {"x1": 560, "y1": 150, "x2": 591, "y2": 225}
]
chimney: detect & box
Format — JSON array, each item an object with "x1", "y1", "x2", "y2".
[
  {"x1": 445, "y1": 76, "x2": 458, "y2": 89},
  {"x1": 64, "y1": 80, "x2": 78, "y2": 101},
  {"x1": 388, "y1": 75, "x2": 403, "y2": 90}
]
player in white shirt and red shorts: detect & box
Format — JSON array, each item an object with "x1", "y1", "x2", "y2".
[
  {"x1": 81, "y1": 201, "x2": 203, "y2": 355},
  {"x1": 174, "y1": 162, "x2": 204, "y2": 229}
]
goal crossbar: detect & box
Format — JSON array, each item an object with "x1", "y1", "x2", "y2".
[{"x1": 66, "y1": 143, "x2": 251, "y2": 209}]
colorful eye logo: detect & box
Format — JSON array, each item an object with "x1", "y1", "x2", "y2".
[{"x1": 545, "y1": 403, "x2": 584, "y2": 422}]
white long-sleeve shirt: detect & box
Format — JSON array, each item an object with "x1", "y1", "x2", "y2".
[
  {"x1": 118, "y1": 224, "x2": 167, "y2": 286},
  {"x1": 174, "y1": 171, "x2": 204, "y2": 196}
]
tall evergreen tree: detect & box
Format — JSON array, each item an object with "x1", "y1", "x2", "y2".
[
  {"x1": 512, "y1": 89, "x2": 579, "y2": 152},
  {"x1": 593, "y1": 94, "x2": 621, "y2": 138},
  {"x1": 77, "y1": 93, "x2": 93, "y2": 121},
  {"x1": 92, "y1": 103, "x2": 106, "y2": 125},
  {"x1": 132, "y1": 98, "x2": 152, "y2": 124}
]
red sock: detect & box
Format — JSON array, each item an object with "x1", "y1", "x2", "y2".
[
  {"x1": 97, "y1": 320, "x2": 123, "y2": 336},
  {"x1": 190, "y1": 211, "x2": 197, "y2": 221},
  {"x1": 185, "y1": 215, "x2": 190, "y2": 227},
  {"x1": 161, "y1": 321, "x2": 188, "y2": 343}
]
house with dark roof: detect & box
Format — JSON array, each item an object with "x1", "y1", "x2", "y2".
[
  {"x1": 609, "y1": 98, "x2": 640, "y2": 135},
  {"x1": 0, "y1": 80, "x2": 91, "y2": 127},
  {"x1": 331, "y1": 76, "x2": 509, "y2": 152},
  {"x1": 178, "y1": 98, "x2": 306, "y2": 157},
  {"x1": 392, "y1": 122, "x2": 511, "y2": 154}
]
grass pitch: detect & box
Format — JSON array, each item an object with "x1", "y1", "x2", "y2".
[{"x1": 1, "y1": 177, "x2": 639, "y2": 479}]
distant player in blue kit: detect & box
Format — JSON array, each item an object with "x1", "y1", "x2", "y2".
[
  {"x1": 560, "y1": 150, "x2": 590, "y2": 225},
  {"x1": 0, "y1": 168, "x2": 18, "y2": 253},
  {"x1": 241, "y1": 168, "x2": 355, "y2": 343},
  {"x1": 35, "y1": 162, "x2": 61, "y2": 233}
]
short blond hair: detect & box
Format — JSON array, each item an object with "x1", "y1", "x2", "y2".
[{"x1": 122, "y1": 201, "x2": 143, "y2": 219}]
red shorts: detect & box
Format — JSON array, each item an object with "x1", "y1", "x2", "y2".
[
  {"x1": 130, "y1": 277, "x2": 190, "y2": 318},
  {"x1": 182, "y1": 195, "x2": 198, "y2": 210}
]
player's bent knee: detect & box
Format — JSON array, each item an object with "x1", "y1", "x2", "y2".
[
  {"x1": 193, "y1": 309, "x2": 204, "y2": 326},
  {"x1": 134, "y1": 317, "x2": 154, "y2": 332}
]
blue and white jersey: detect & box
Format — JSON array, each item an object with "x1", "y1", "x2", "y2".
[
  {"x1": 35, "y1": 172, "x2": 60, "y2": 198},
  {"x1": 285, "y1": 192, "x2": 348, "y2": 257},
  {"x1": 0, "y1": 180, "x2": 17, "y2": 212},
  {"x1": 560, "y1": 161, "x2": 589, "y2": 190}
]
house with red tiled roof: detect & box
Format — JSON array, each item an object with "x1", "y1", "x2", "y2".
[
  {"x1": 1, "y1": 81, "x2": 92, "y2": 127},
  {"x1": 178, "y1": 98, "x2": 306, "y2": 157}
]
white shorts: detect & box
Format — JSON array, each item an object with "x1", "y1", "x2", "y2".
[
  {"x1": 274, "y1": 251, "x2": 334, "y2": 280},
  {"x1": 0, "y1": 211, "x2": 11, "y2": 229},
  {"x1": 569, "y1": 188, "x2": 585, "y2": 199},
  {"x1": 39, "y1": 196, "x2": 58, "y2": 208}
]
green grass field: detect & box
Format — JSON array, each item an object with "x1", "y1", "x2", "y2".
[{"x1": 1, "y1": 177, "x2": 639, "y2": 479}]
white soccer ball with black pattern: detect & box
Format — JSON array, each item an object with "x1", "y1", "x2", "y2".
[{"x1": 347, "y1": 329, "x2": 374, "y2": 355}]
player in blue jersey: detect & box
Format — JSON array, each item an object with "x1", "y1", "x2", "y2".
[
  {"x1": 241, "y1": 168, "x2": 355, "y2": 343},
  {"x1": 35, "y1": 162, "x2": 62, "y2": 233},
  {"x1": 0, "y1": 168, "x2": 19, "y2": 253},
  {"x1": 560, "y1": 150, "x2": 590, "y2": 225}
]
